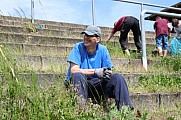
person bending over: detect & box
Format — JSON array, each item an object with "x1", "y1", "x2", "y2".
[{"x1": 106, "y1": 16, "x2": 142, "y2": 56}]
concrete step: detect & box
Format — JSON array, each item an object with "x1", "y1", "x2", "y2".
[
  {"x1": 1, "y1": 15, "x2": 174, "y2": 43},
  {"x1": 0, "y1": 32, "x2": 82, "y2": 46},
  {"x1": 0, "y1": 16, "x2": 87, "y2": 28},
  {"x1": 2, "y1": 42, "x2": 72, "y2": 56},
  {"x1": 131, "y1": 92, "x2": 181, "y2": 112},
  {"x1": 0, "y1": 17, "x2": 157, "y2": 43},
  {"x1": 0, "y1": 72, "x2": 148, "y2": 87},
  {"x1": 12, "y1": 55, "x2": 159, "y2": 73},
  {"x1": 0, "y1": 24, "x2": 157, "y2": 45},
  {"x1": 0, "y1": 72, "x2": 180, "y2": 90},
  {"x1": 1, "y1": 42, "x2": 156, "y2": 57},
  {"x1": 0, "y1": 24, "x2": 83, "y2": 37},
  {"x1": 0, "y1": 72, "x2": 180, "y2": 112},
  {"x1": 0, "y1": 22, "x2": 133, "y2": 36},
  {"x1": 0, "y1": 31, "x2": 156, "y2": 49},
  {"x1": 0, "y1": 24, "x2": 111, "y2": 38},
  {"x1": 0, "y1": 16, "x2": 115, "y2": 33},
  {"x1": 0, "y1": 17, "x2": 112, "y2": 34}
]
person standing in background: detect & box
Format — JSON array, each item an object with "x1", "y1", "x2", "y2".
[
  {"x1": 106, "y1": 16, "x2": 142, "y2": 56},
  {"x1": 154, "y1": 16, "x2": 170, "y2": 57},
  {"x1": 170, "y1": 18, "x2": 181, "y2": 56},
  {"x1": 172, "y1": 18, "x2": 181, "y2": 38}
]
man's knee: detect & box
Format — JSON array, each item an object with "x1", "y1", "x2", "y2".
[
  {"x1": 112, "y1": 73, "x2": 124, "y2": 79},
  {"x1": 111, "y1": 73, "x2": 126, "y2": 83},
  {"x1": 72, "y1": 72, "x2": 86, "y2": 84},
  {"x1": 72, "y1": 72, "x2": 83, "y2": 77}
]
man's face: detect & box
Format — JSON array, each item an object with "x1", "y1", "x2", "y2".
[{"x1": 83, "y1": 34, "x2": 100, "y2": 47}]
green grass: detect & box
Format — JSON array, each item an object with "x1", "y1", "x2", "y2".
[
  {"x1": 1, "y1": 45, "x2": 181, "y2": 119},
  {"x1": 0, "y1": 70, "x2": 143, "y2": 120},
  {"x1": 136, "y1": 73, "x2": 181, "y2": 93}
]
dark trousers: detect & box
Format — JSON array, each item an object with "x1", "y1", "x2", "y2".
[
  {"x1": 119, "y1": 16, "x2": 142, "y2": 51},
  {"x1": 72, "y1": 72, "x2": 134, "y2": 110}
]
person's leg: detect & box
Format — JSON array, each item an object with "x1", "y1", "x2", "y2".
[
  {"x1": 104, "y1": 73, "x2": 134, "y2": 110},
  {"x1": 156, "y1": 35, "x2": 163, "y2": 56},
  {"x1": 72, "y1": 72, "x2": 88, "y2": 106},
  {"x1": 162, "y1": 34, "x2": 169, "y2": 57},
  {"x1": 72, "y1": 73, "x2": 104, "y2": 106},
  {"x1": 87, "y1": 78, "x2": 105, "y2": 104},
  {"x1": 119, "y1": 18, "x2": 132, "y2": 51},
  {"x1": 131, "y1": 17, "x2": 142, "y2": 51}
]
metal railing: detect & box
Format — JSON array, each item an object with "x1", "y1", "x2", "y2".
[
  {"x1": 92, "y1": 0, "x2": 95, "y2": 25},
  {"x1": 31, "y1": 0, "x2": 35, "y2": 23},
  {"x1": 114, "y1": 0, "x2": 181, "y2": 11},
  {"x1": 113, "y1": 0, "x2": 181, "y2": 71}
]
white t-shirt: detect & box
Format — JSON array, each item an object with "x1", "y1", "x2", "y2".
[{"x1": 174, "y1": 20, "x2": 181, "y2": 37}]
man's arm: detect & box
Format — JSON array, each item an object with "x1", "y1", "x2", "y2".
[
  {"x1": 70, "y1": 62, "x2": 112, "y2": 79},
  {"x1": 106, "y1": 33, "x2": 114, "y2": 43},
  {"x1": 70, "y1": 62, "x2": 95, "y2": 76}
]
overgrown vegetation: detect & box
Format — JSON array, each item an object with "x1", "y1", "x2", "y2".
[
  {"x1": 1, "y1": 42, "x2": 180, "y2": 119},
  {"x1": 138, "y1": 73, "x2": 181, "y2": 93},
  {"x1": 0, "y1": 46, "x2": 144, "y2": 120}
]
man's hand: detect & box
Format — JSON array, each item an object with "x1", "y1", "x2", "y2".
[
  {"x1": 106, "y1": 33, "x2": 114, "y2": 44},
  {"x1": 105, "y1": 39, "x2": 110, "y2": 44},
  {"x1": 94, "y1": 68, "x2": 112, "y2": 80},
  {"x1": 94, "y1": 68, "x2": 104, "y2": 78},
  {"x1": 103, "y1": 68, "x2": 112, "y2": 80}
]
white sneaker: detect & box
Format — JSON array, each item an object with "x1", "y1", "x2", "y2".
[{"x1": 125, "y1": 49, "x2": 130, "y2": 56}]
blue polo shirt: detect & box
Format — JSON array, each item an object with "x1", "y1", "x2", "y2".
[{"x1": 65, "y1": 42, "x2": 113, "y2": 81}]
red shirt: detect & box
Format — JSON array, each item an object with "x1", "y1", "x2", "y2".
[
  {"x1": 154, "y1": 19, "x2": 169, "y2": 37},
  {"x1": 111, "y1": 16, "x2": 127, "y2": 34}
]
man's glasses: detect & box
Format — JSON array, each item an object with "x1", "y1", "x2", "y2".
[
  {"x1": 84, "y1": 33, "x2": 98, "y2": 37},
  {"x1": 84, "y1": 34, "x2": 99, "y2": 42}
]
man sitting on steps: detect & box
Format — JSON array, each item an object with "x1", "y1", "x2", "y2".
[{"x1": 64, "y1": 25, "x2": 134, "y2": 111}]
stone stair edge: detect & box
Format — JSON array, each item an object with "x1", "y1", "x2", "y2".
[
  {"x1": 0, "y1": 41, "x2": 155, "y2": 49},
  {"x1": 0, "y1": 23, "x2": 156, "y2": 37},
  {"x1": 0, "y1": 42, "x2": 156, "y2": 58},
  {"x1": 0, "y1": 72, "x2": 180, "y2": 93},
  {"x1": 0, "y1": 15, "x2": 157, "y2": 34},
  {"x1": 15, "y1": 54, "x2": 147, "y2": 61},
  {"x1": 0, "y1": 41, "x2": 75, "y2": 47},
  {"x1": 13, "y1": 54, "x2": 160, "y2": 72},
  {"x1": 1, "y1": 71, "x2": 180, "y2": 95},
  {"x1": 1, "y1": 72, "x2": 179, "y2": 78},
  {"x1": 0, "y1": 41, "x2": 156, "y2": 53},
  {"x1": 2, "y1": 72, "x2": 180, "y2": 76},
  {"x1": 1, "y1": 22, "x2": 175, "y2": 40},
  {"x1": 0, "y1": 23, "x2": 145, "y2": 39},
  {"x1": 0, "y1": 17, "x2": 114, "y2": 33},
  {"x1": 0, "y1": 15, "x2": 88, "y2": 27},
  {"x1": 0, "y1": 31, "x2": 156, "y2": 46},
  {"x1": 0, "y1": 31, "x2": 83, "y2": 40}
]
